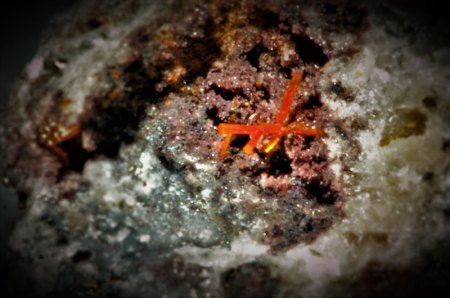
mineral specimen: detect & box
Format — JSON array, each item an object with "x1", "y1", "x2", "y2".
[{"x1": 0, "y1": 0, "x2": 449, "y2": 297}]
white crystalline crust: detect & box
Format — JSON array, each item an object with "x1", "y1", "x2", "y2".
[{"x1": 310, "y1": 25, "x2": 449, "y2": 295}]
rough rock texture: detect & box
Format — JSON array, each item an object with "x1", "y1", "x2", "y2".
[{"x1": 1, "y1": 0, "x2": 449, "y2": 297}]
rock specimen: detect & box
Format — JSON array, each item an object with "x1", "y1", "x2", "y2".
[{"x1": 1, "y1": 0, "x2": 449, "y2": 297}]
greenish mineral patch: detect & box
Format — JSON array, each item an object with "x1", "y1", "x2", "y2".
[{"x1": 379, "y1": 108, "x2": 427, "y2": 147}]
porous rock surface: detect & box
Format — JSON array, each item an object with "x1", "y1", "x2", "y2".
[{"x1": 0, "y1": 0, "x2": 449, "y2": 297}]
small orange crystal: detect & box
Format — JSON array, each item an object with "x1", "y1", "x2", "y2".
[{"x1": 217, "y1": 70, "x2": 320, "y2": 158}]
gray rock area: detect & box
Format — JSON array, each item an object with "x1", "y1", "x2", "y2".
[{"x1": 1, "y1": 0, "x2": 449, "y2": 297}]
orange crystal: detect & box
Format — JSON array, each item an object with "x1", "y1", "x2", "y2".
[{"x1": 217, "y1": 70, "x2": 320, "y2": 158}]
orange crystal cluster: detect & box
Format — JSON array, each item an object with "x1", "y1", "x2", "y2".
[{"x1": 217, "y1": 70, "x2": 320, "y2": 158}]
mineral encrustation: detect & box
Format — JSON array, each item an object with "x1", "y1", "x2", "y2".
[{"x1": 1, "y1": 0, "x2": 449, "y2": 297}]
